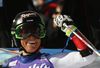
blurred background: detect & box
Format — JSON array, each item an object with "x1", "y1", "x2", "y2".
[{"x1": 0, "y1": 0, "x2": 100, "y2": 50}]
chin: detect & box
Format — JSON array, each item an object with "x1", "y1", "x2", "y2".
[
  {"x1": 27, "y1": 48, "x2": 37, "y2": 53},
  {"x1": 27, "y1": 49, "x2": 35, "y2": 52}
]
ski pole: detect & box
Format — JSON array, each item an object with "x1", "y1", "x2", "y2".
[{"x1": 63, "y1": 23, "x2": 100, "y2": 56}]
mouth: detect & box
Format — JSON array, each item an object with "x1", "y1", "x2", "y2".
[{"x1": 27, "y1": 41, "x2": 36, "y2": 45}]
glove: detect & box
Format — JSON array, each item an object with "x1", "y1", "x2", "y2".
[{"x1": 53, "y1": 15, "x2": 77, "y2": 37}]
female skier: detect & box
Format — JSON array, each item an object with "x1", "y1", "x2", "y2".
[{"x1": 3, "y1": 11, "x2": 96, "y2": 68}]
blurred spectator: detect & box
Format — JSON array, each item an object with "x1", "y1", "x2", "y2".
[
  {"x1": 44, "y1": 0, "x2": 65, "y2": 48},
  {"x1": 45, "y1": 0, "x2": 77, "y2": 50},
  {"x1": 32, "y1": 0, "x2": 57, "y2": 24},
  {"x1": 32, "y1": 0, "x2": 45, "y2": 11},
  {"x1": 52, "y1": 0, "x2": 64, "y2": 27},
  {"x1": 46, "y1": 0, "x2": 67, "y2": 48},
  {"x1": 45, "y1": 0, "x2": 59, "y2": 3}
]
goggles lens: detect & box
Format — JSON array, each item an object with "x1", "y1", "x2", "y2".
[{"x1": 15, "y1": 23, "x2": 45, "y2": 39}]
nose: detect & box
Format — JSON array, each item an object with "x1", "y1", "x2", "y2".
[{"x1": 28, "y1": 34, "x2": 36, "y2": 39}]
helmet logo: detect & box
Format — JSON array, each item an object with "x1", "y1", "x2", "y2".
[
  {"x1": 26, "y1": 19, "x2": 34, "y2": 22},
  {"x1": 20, "y1": 13, "x2": 37, "y2": 19}
]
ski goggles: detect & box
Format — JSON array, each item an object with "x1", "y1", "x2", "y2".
[{"x1": 11, "y1": 23, "x2": 45, "y2": 39}]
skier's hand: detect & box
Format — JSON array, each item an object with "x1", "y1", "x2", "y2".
[{"x1": 53, "y1": 15, "x2": 77, "y2": 37}]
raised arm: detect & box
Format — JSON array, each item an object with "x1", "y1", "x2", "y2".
[{"x1": 47, "y1": 15, "x2": 96, "y2": 68}]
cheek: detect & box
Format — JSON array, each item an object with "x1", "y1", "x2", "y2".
[{"x1": 20, "y1": 40, "x2": 26, "y2": 48}]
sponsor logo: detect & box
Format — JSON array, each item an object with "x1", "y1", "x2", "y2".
[
  {"x1": 20, "y1": 13, "x2": 37, "y2": 19},
  {"x1": 9, "y1": 60, "x2": 17, "y2": 66},
  {"x1": 29, "y1": 63, "x2": 50, "y2": 68}
]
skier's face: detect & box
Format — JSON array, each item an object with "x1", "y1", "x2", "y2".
[{"x1": 20, "y1": 35, "x2": 41, "y2": 53}]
